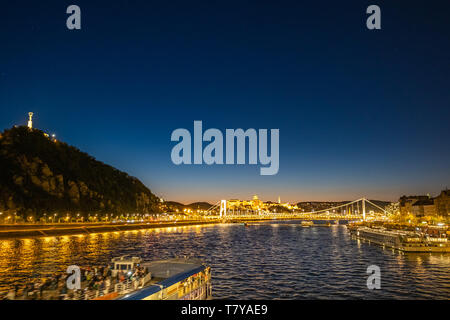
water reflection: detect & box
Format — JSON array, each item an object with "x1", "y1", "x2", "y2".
[{"x1": 0, "y1": 223, "x2": 449, "y2": 299}]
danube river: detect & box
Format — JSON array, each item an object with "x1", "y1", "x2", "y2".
[{"x1": 0, "y1": 221, "x2": 449, "y2": 299}]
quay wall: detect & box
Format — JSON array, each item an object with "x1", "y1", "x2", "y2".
[
  {"x1": 0, "y1": 217, "x2": 354, "y2": 239},
  {"x1": 0, "y1": 221, "x2": 219, "y2": 239}
]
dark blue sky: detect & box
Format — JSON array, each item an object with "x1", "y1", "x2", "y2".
[{"x1": 1, "y1": 1, "x2": 449, "y2": 203}]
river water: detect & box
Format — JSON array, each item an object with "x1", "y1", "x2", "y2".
[{"x1": 0, "y1": 221, "x2": 449, "y2": 299}]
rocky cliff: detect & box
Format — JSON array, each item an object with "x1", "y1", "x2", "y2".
[{"x1": 0, "y1": 126, "x2": 161, "y2": 219}]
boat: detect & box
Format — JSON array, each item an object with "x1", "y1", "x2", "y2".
[
  {"x1": 5, "y1": 256, "x2": 212, "y2": 300},
  {"x1": 301, "y1": 221, "x2": 314, "y2": 227},
  {"x1": 348, "y1": 226, "x2": 450, "y2": 253},
  {"x1": 114, "y1": 256, "x2": 212, "y2": 300},
  {"x1": 315, "y1": 222, "x2": 332, "y2": 227}
]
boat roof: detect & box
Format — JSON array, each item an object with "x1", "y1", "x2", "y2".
[
  {"x1": 142, "y1": 259, "x2": 203, "y2": 278},
  {"x1": 359, "y1": 226, "x2": 418, "y2": 237},
  {"x1": 118, "y1": 258, "x2": 206, "y2": 300}
]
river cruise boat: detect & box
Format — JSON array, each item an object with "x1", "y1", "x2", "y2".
[
  {"x1": 1, "y1": 256, "x2": 212, "y2": 300},
  {"x1": 348, "y1": 226, "x2": 450, "y2": 253},
  {"x1": 111, "y1": 256, "x2": 212, "y2": 300},
  {"x1": 301, "y1": 221, "x2": 314, "y2": 227}
]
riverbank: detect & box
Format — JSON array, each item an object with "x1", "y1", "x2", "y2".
[
  {"x1": 0, "y1": 217, "x2": 354, "y2": 239},
  {"x1": 0, "y1": 220, "x2": 219, "y2": 239}
]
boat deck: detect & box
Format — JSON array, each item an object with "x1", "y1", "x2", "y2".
[
  {"x1": 118, "y1": 258, "x2": 209, "y2": 300},
  {"x1": 7, "y1": 258, "x2": 208, "y2": 300},
  {"x1": 142, "y1": 258, "x2": 204, "y2": 279}
]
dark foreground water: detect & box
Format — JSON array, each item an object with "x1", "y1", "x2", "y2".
[{"x1": 0, "y1": 222, "x2": 449, "y2": 299}]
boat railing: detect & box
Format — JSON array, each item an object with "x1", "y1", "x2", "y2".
[
  {"x1": 115, "y1": 279, "x2": 137, "y2": 294},
  {"x1": 139, "y1": 272, "x2": 152, "y2": 287},
  {"x1": 62, "y1": 272, "x2": 152, "y2": 300},
  {"x1": 113, "y1": 273, "x2": 152, "y2": 296}
]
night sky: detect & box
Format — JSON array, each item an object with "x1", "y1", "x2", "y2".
[{"x1": 1, "y1": 1, "x2": 449, "y2": 203}]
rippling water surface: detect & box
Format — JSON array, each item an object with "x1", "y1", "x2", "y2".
[{"x1": 0, "y1": 222, "x2": 449, "y2": 299}]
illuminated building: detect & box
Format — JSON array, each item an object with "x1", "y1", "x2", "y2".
[{"x1": 226, "y1": 195, "x2": 298, "y2": 212}]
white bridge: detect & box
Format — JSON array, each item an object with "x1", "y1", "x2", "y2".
[{"x1": 203, "y1": 198, "x2": 390, "y2": 221}]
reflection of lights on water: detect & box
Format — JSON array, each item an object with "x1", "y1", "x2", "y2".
[
  {"x1": 429, "y1": 254, "x2": 450, "y2": 264},
  {"x1": 331, "y1": 225, "x2": 338, "y2": 236},
  {"x1": 395, "y1": 253, "x2": 404, "y2": 266},
  {"x1": 0, "y1": 241, "x2": 12, "y2": 250},
  {"x1": 89, "y1": 233, "x2": 98, "y2": 240},
  {"x1": 416, "y1": 256, "x2": 423, "y2": 265},
  {"x1": 218, "y1": 223, "x2": 231, "y2": 228}
]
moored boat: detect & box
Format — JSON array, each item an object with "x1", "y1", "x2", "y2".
[
  {"x1": 301, "y1": 221, "x2": 314, "y2": 227},
  {"x1": 348, "y1": 226, "x2": 450, "y2": 253}
]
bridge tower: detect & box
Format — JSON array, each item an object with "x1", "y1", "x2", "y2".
[
  {"x1": 219, "y1": 200, "x2": 227, "y2": 218},
  {"x1": 362, "y1": 198, "x2": 366, "y2": 221}
]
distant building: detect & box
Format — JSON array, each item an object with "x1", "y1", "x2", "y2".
[
  {"x1": 434, "y1": 189, "x2": 450, "y2": 217},
  {"x1": 399, "y1": 190, "x2": 450, "y2": 218},
  {"x1": 251, "y1": 195, "x2": 262, "y2": 209},
  {"x1": 399, "y1": 195, "x2": 430, "y2": 217},
  {"x1": 411, "y1": 198, "x2": 436, "y2": 217},
  {"x1": 227, "y1": 195, "x2": 297, "y2": 212}
]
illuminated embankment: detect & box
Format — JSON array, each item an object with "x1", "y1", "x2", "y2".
[
  {"x1": 0, "y1": 220, "x2": 218, "y2": 239},
  {"x1": 0, "y1": 214, "x2": 363, "y2": 239}
]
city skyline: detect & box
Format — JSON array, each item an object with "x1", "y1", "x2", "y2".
[
  {"x1": 1, "y1": 114, "x2": 447, "y2": 204},
  {"x1": 1, "y1": 1, "x2": 449, "y2": 203}
]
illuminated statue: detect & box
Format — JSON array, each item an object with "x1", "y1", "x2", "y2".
[{"x1": 27, "y1": 112, "x2": 33, "y2": 129}]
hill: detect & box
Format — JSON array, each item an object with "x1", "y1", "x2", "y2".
[
  {"x1": 0, "y1": 126, "x2": 161, "y2": 220},
  {"x1": 164, "y1": 201, "x2": 213, "y2": 212},
  {"x1": 296, "y1": 200, "x2": 392, "y2": 212}
]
